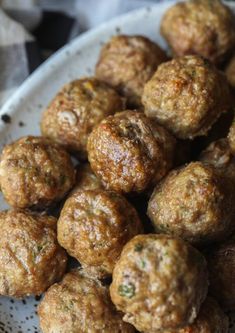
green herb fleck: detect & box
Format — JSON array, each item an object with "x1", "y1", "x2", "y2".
[
  {"x1": 118, "y1": 283, "x2": 135, "y2": 298},
  {"x1": 134, "y1": 243, "x2": 143, "y2": 252},
  {"x1": 59, "y1": 174, "x2": 67, "y2": 185},
  {"x1": 203, "y1": 57, "x2": 212, "y2": 68},
  {"x1": 157, "y1": 224, "x2": 169, "y2": 232},
  {"x1": 62, "y1": 299, "x2": 75, "y2": 312},
  {"x1": 140, "y1": 259, "x2": 146, "y2": 269},
  {"x1": 44, "y1": 174, "x2": 55, "y2": 186},
  {"x1": 37, "y1": 245, "x2": 43, "y2": 252},
  {"x1": 32, "y1": 251, "x2": 37, "y2": 262}
]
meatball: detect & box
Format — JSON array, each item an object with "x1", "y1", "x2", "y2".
[
  {"x1": 161, "y1": 0, "x2": 235, "y2": 64},
  {"x1": 164, "y1": 297, "x2": 229, "y2": 333},
  {"x1": 41, "y1": 78, "x2": 124, "y2": 159},
  {"x1": 199, "y1": 138, "x2": 235, "y2": 183},
  {"x1": 206, "y1": 236, "x2": 235, "y2": 310},
  {"x1": 70, "y1": 163, "x2": 103, "y2": 196},
  {"x1": 95, "y1": 35, "x2": 167, "y2": 107},
  {"x1": 57, "y1": 189, "x2": 142, "y2": 276},
  {"x1": 0, "y1": 136, "x2": 75, "y2": 209},
  {"x1": 142, "y1": 55, "x2": 232, "y2": 139},
  {"x1": 225, "y1": 55, "x2": 235, "y2": 88},
  {"x1": 38, "y1": 269, "x2": 134, "y2": 333},
  {"x1": 87, "y1": 110, "x2": 176, "y2": 193},
  {"x1": 0, "y1": 210, "x2": 67, "y2": 298},
  {"x1": 228, "y1": 115, "x2": 235, "y2": 154},
  {"x1": 110, "y1": 234, "x2": 208, "y2": 332},
  {"x1": 148, "y1": 162, "x2": 235, "y2": 244}
]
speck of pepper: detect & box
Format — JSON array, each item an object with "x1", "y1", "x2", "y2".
[
  {"x1": 1, "y1": 114, "x2": 11, "y2": 124},
  {"x1": 18, "y1": 121, "x2": 25, "y2": 127},
  {"x1": 35, "y1": 295, "x2": 42, "y2": 302}
]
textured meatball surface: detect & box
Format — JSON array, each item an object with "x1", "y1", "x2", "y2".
[
  {"x1": 148, "y1": 162, "x2": 234, "y2": 244},
  {"x1": 142, "y1": 55, "x2": 231, "y2": 139},
  {"x1": 70, "y1": 163, "x2": 103, "y2": 196},
  {"x1": 161, "y1": 0, "x2": 235, "y2": 64},
  {"x1": 41, "y1": 78, "x2": 124, "y2": 159},
  {"x1": 96, "y1": 35, "x2": 167, "y2": 107},
  {"x1": 164, "y1": 297, "x2": 228, "y2": 333},
  {"x1": 38, "y1": 269, "x2": 134, "y2": 333},
  {"x1": 199, "y1": 138, "x2": 235, "y2": 183},
  {"x1": 0, "y1": 136, "x2": 75, "y2": 209},
  {"x1": 206, "y1": 236, "x2": 235, "y2": 310},
  {"x1": 87, "y1": 110, "x2": 176, "y2": 193},
  {"x1": 0, "y1": 210, "x2": 67, "y2": 298},
  {"x1": 110, "y1": 234, "x2": 208, "y2": 332},
  {"x1": 58, "y1": 189, "x2": 142, "y2": 275}
]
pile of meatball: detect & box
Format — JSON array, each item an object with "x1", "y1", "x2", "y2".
[{"x1": 1, "y1": 0, "x2": 235, "y2": 332}]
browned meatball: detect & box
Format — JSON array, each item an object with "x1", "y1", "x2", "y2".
[
  {"x1": 0, "y1": 136, "x2": 75, "y2": 209},
  {"x1": 163, "y1": 297, "x2": 228, "y2": 333},
  {"x1": 199, "y1": 138, "x2": 235, "y2": 183},
  {"x1": 110, "y1": 234, "x2": 208, "y2": 332},
  {"x1": 228, "y1": 115, "x2": 235, "y2": 154},
  {"x1": 226, "y1": 55, "x2": 235, "y2": 88},
  {"x1": 70, "y1": 163, "x2": 103, "y2": 196},
  {"x1": 148, "y1": 162, "x2": 235, "y2": 244},
  {"x1": 87, "y1": 110, "x2": 176, "y2": 193},
  {"x1": 161, "y1": 0, "x2": 235, "y2": 64},
  {"x1": 41, "y1": 78, "x2": 124, "y2": 159},
  {"x1": 38, "y1": 269, "x2": 134, "y2": 333},
  {"x1": 57, "y1": 189, "x2": 142, "y2": 276},
  {"x1": 96, "y1": 35, "x2": 167, "y2": 107},
  {"x1": 142, "y1": 55, "x2": 231, "y2": 139},
  {"x1": 0, "y1": 210, "x2": 67, "y2": 298},
  {"x1": 206, "y1": 236, "x2": 235, "y2": 310}
]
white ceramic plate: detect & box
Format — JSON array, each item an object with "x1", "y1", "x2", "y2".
[{"x1": 0, "y1": 1, "x2": 235, "y2": 332}]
